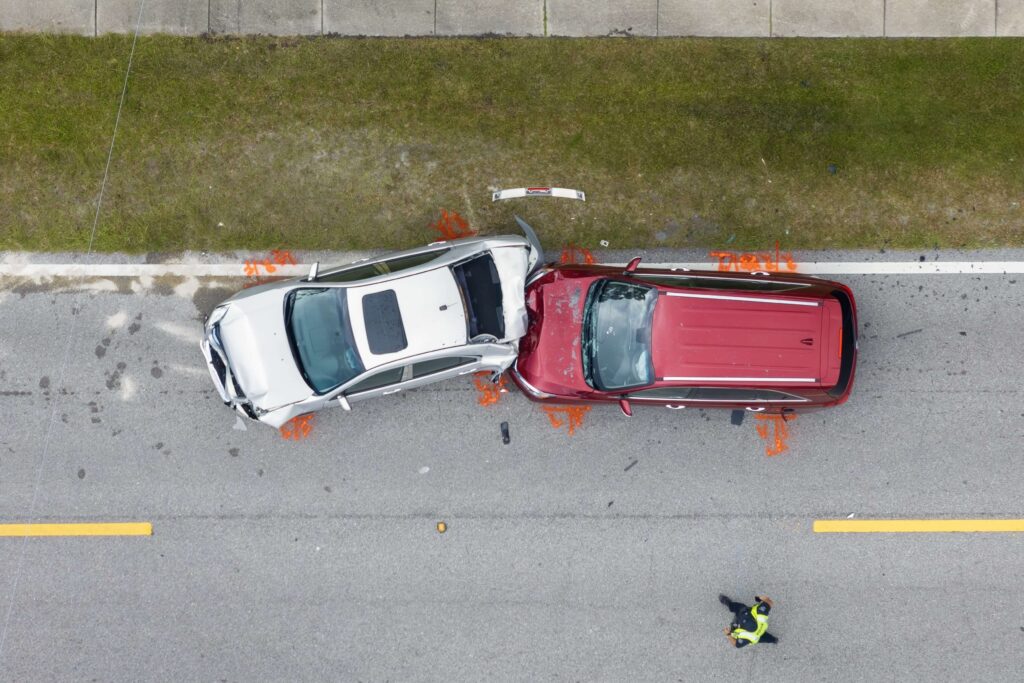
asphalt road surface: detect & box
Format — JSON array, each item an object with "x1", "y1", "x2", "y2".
[{"x1": 1, "y1": 251, "x2": 1023, "y2": 681}]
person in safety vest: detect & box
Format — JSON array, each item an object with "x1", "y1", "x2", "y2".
[{"x1": 719, "y1": 594, "x2": 778, "y2": 648}]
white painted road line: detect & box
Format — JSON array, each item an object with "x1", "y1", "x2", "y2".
[
  {"x1": 641, "y1": 262, "x2": 1024, "y2": 275},
  {"x1": 0, "y1": 264, "x2": 308, "y2": 277},
  {"x1": 1, "y1": 262, "x2": 1024, "y2": 278}
]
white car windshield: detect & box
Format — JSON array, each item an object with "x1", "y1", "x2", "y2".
[
  {"x1": 451, "y1": 253, "x2": 505, "y2": 339},
  {"x1": 286, "y1": 288, "x2": 365, "y2": 394}
]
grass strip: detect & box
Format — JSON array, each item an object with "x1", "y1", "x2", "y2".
[{"x1": 1, "y1": 34, "x2": 1023, "y2": 252}]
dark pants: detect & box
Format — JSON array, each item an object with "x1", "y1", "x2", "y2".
[
  {"x1": 721, "y1": 596, "x2": 778, "y2": 644},
  {"x1": 722, "y1": 598, "x2": 749, "y2": 616}
]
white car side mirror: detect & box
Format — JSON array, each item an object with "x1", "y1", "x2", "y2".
[
  {"x1": 337, "y1": 395, "x2": 351, "y2": 411},
  {"x1": 307, "y1": 262, "x2": 319, "y2": 281}
]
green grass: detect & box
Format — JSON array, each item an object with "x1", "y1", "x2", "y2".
[{"x1": 2, "y1": 34, "x2": 1024, "y2": 253}]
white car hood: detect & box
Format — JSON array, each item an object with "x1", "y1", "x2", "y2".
[
  {"x1": 491, "y1": 245, "x2": 529, "y2": 342},
  {"x1": 217, "y1": 289, "x2": 312, "y2": 411}
]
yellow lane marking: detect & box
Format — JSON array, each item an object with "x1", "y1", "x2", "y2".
[
  {"x1": 0, "y1": 523, "x2": 152, "y2": 537},
  {"x1": 814, "y1": 519, "x2": 1024, "y2": 533}
]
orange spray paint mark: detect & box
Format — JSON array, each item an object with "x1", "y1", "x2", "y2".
[
  {"x1": 709, "y1": 241, "x2": 797, "y2": 273},
  {"x1": 279, "y1": 414, "x2": 314, "y2": 441},
  {"x1": 559, "y1": 244, "x2": 595, "y2": 265},
  {"x1": 754, "y1": 413, "x2": 795, "y2": 456},
  {"x1": 542, "y1": 405, "x2": 591, "y2": 435},
  {"x1": 432, "y1": 209, "x2": 477, "y2": 240},
  {"x1": 271, "y1": 249, "x2": 297, "y2": 266},
  {"x1": 243, "y1": 258, "x2": 277, "y2": 277},
  {"x1": 244, "y1": 249, "x2": 296, "y2": 287},
  {"x1": 473, "y1": 371, "x2": 508, "y2": 407}
]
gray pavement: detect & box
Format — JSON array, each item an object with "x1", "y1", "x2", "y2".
[
  {"x1": 3, "y1": 0, "x2": 1024, "y2": 37},
  {"x1": 1, "y1": 253, "x2": 1023, "y2": 680}
]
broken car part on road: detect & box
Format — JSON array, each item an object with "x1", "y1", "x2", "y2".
[{"x1": 492, "y1": 187, "x2": 586, "y2": 202}]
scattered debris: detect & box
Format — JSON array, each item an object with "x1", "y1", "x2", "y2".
[
  {"x1": 436, "y1": 521, "x2": 447, "y2": 534},
  {"x1": 491, "y1": 187, "x2": 585, "y2": 202},
  {"x1": 624, "y1": 459, "x2": 638, "y2": 472},
  {"x1": 599, "y1": 240, "x2": 609, "y2": 247},
  {"x1": 419, "y1": 466, "x2": 430, "y2": 474},
  {"x1": 896, "y1": 329, "x2": 923, "y2": 339},
  {"x1": 500, "y1": 421, "x2": 510, "y2": 445},
  {"x1": 730, "y1": 410, "x2": 745, "y2": 426}
]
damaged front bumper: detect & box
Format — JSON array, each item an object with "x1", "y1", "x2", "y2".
[{"x1": 200, "y1": 321, "x2": 261, "y2": 421}]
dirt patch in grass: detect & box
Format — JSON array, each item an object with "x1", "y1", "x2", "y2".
[{"x1": 1, "y1": 34, "x2": 1022, "y2": 252}]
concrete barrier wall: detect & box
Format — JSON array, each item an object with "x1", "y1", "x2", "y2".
[{"x1": 2, "y1": 0, "x2": 1023, "y2": 37}]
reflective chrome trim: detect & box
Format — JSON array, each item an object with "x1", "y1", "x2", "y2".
[
  {"x1": 661, "y1": 376, "x2": 817, "y2": 383},
  {"x1": 526, "y1": 266, "x2": 553, "y2": 287},
  {"x1": 664, "y1": 292, "x2": 820, "y2": 306},
  {"x1": 510, "y1": 360, "x2": 552, "y2": 398},
  {"x1": 492, "y1": 187, "x2": 585, "y2": 202},
  {"x1": 634, "y1": 397, "x2": 809, "y2": 403}
]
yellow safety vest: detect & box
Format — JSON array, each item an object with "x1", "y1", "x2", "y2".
[{"x1": 731, "y1": 605, "x2": 769, "y2": 643}]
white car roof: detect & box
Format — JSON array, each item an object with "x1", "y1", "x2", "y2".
[{"x1": 347, "y1": 266, "x2": 467, "y2": 370}]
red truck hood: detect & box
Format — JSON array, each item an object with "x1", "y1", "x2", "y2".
[{"x1": 516, "y1": 274, "x2": 600, "y2": 396}]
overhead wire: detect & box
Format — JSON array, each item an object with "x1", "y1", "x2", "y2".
[{"x1": 0, "y1": 0, "x2": 149, "y2": 662}]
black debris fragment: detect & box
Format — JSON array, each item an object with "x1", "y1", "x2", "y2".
[
  {"x1": 624, "y1": 459, "x2": 638, "y2": 472},
  {"x1": 731, "y1": 410, "x2": 745, "y2": 426},
  {"x1": 500, "y1": 421, "x2": 510, "y2": 445}
]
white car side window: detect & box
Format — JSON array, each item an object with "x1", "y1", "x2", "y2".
[{"x1": 345, "y1": 367, "x2": 405, "y2": 394}]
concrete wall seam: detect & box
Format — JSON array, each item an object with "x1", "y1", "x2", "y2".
[{"x1": 0, "y1": 0, "x2": 1020, "y2": 37}]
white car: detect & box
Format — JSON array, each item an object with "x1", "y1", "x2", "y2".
[{"x1": 201, "y1": 220, "x2": 543, "y2": 428}]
